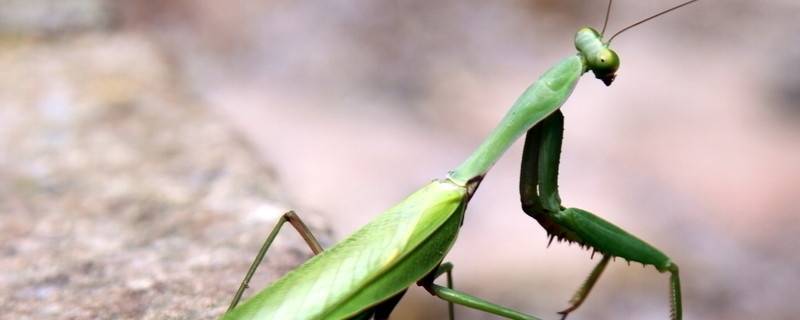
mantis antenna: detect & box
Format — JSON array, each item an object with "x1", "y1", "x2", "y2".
[
  {"x1": 600, "y1": 0, "x2": 613, "y2": 36},
  {"x1": 607, "y1": 0, "x2": 700, "y2": 44}
]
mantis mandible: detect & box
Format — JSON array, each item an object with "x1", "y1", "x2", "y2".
[{"x1": 222, "y1": 1, "x2": 698, "y2": 319}]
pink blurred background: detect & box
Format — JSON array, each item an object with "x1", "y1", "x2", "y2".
[{"x1": 5, "y1": 0, "x2": 800, "y2": 319}]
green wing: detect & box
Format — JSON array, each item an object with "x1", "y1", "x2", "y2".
[{"x1": 223, "y1": 179, "x2": 467, "y2": 320}]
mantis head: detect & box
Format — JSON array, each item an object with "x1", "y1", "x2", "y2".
[{"x1": 575, "y1": 27, "x2": 619, "y2": 86}]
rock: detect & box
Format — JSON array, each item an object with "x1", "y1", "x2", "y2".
[
  {"x1": 0, "y1": 33, "x2": 328, "y2": 319},
  {"x1": 0, "y1": 0, "x2": 113, "y2": 36}
]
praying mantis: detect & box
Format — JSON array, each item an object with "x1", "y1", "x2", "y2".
[{"x1": 221, "y1": 1, "x2": 699, "y2": 319}]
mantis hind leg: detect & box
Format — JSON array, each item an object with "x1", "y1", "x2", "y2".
[
  {"x1": 420, "y1": 262, "x2": 542, "y2": 320},
  {"x1": 226, "y1": 210, "x2": 324, "y2": 312}
]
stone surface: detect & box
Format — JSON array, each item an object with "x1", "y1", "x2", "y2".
[
  {"x1": 0, "y1": 0, "x2": 112, "y2": 36},
  {"x1": 0, "y1": 33, "x2": 328, "y2": 319}
]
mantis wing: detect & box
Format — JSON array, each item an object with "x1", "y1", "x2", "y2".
[{"x1": 224, "y1": 180, "x2": 467, "y2": 320}]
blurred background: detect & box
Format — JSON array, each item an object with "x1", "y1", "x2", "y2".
[{"x1": 1, "y1": 0, "x2": 799, "y2": 319}]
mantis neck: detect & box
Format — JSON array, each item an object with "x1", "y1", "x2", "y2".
[{"x1": 449, "y1": 55, "x2": 586, "y2": 185}]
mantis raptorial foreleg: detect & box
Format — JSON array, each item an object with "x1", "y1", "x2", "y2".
[
  {"x1": 421, "y1": 262, "x2": 541, "y2": 320},
  {"x1": 227, "y1": 211, "x2": 324, "y2": 311},
  {"x1": 519, "y1": 111, "x2": 683, "y2": 320}
]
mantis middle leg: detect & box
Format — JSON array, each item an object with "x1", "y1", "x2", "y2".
[
  {"x1": 519, "y1": 110, "x2": 682, "y2": 320},
  {"x1": 420, "y1": 262, "x2": 542, "y2": 320}
]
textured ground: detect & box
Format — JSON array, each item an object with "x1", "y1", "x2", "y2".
[{"x1": 0, "y1": 29, "x2": 329, "y2": 320}]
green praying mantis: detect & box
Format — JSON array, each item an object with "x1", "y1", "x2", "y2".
[{"x1": 221, "y1": 1, "x2": 699, "y2": 319}]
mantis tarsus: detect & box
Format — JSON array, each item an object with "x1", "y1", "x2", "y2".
[{"x1": 222, "y1": 1, "x2": 699, "y2": 319}]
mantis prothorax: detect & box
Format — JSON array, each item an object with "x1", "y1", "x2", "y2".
[{"x1": 221, "y1": 1, "x2": 699, "y2": 319}]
